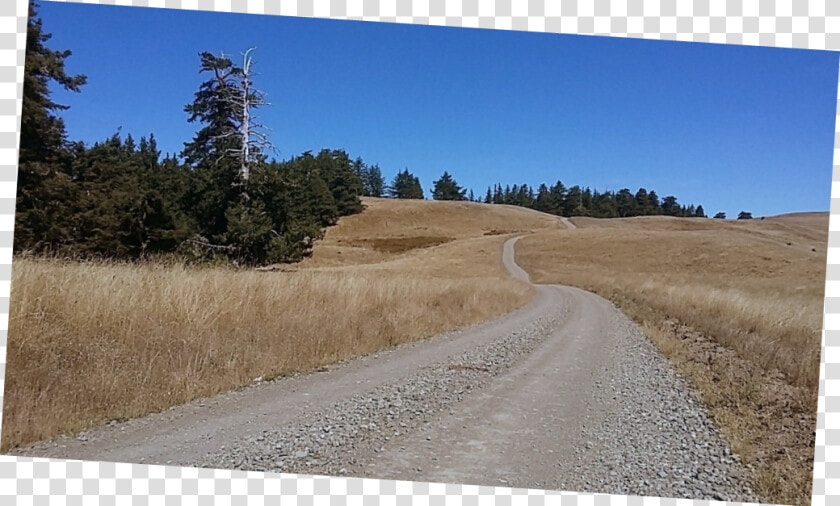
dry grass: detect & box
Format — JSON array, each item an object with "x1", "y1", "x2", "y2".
[
  {"x1": 2, "y1": 198, "x2": 545, "y2": 451},
  {"x1": 5, "y1": 194, "x2": 824, "y2": 505},
  {"x1": 346, "y1": 236, "x2": 455, "y2": 254},
  {"x1": 516, "y1": 212, "x2": 828, "y2": 505},
  {"x1": 301, "y1": 197, "x2": 567, "y2": 268}
]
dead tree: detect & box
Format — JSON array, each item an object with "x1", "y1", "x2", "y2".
[
  {"x1": 235, "y1": 48, "x2": 274, "y2": 181},
  {"x1": 213, "y1": 48, "x2": 274, "y2": 183}
]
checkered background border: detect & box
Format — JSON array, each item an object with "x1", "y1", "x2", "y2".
[{"x1": 0, "y1": 0, "x2": 838, "y2": 504}]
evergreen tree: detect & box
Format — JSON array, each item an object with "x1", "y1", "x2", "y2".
[
  {"x1": 364, "y1": 163, "x2": 386, "y2": 197},
  {"x1": 224, "y1": 159, "x2": 331, "y2": 264},
  {"x1": 516, "y1": 184, "x2": 531, "y2": 207},
  {"x1": 432, "y1": 171, "x2": 467, "y2": 201},
  {"x1": 179, "y1": 52, "x2": 360, "y2": 265},
  {"x1": 647, "y1": 190, "x2": 661, "y2": 214},
  {"x1": 580, "y1": 187, "x2": 592, "y2": 215},
  {"x1": 694, "y1": 205, "x2": 706, "y2": 218},
  {"x1": 484, "y1": 186, "x2": 492, "y2": 204},
  {"x1": 15, "y1": 1, "x2": 87, "y2": 252},
  {"x1": 282, "y1": 154, "x2": 338, "y2": 227},
  {"x1": 509, "y1": 184, "x2": 520, "y2": 205},
  {"x1": 352, "y1": 157, "x2": 366, "y2": 191},
  {"x1": 616, "y1": 188, "x2": 636, "y2": 218},
  {"x1": 592, "y1": 189, "x2": 617, "y2": 218},
  {"x1": 69, "y1": 133, "x2": 192, "y2": 257},
  {"x1": 564, "y1": 185, "x2": 583, "y2": 217},
  {"x1": 534, "y1": 184, "x2": 552, "y2": 213},
  {"x1": 738, "y1": 211, "x2": 753, "y2": 220},
  {"x1": 713, "y1": 211, "x2": 726, "y2": 219},
  {"x1": 389, "y1": 169, "x2": 424, "y2": 199},
  {"x1": 634, "y1": 188, "x2": 650, "y2": 215},
  {"x1": 549, "y1": 181, "x2": 566, "y2": 215},
  {"x1": 492, "y1": 184, "x2": 503, "y2": 204},
  {"x1": 661, "y1": 195, "x2": 679, "y2": 216},
  {"x1": 182, "y1": 51, "x2": 244, "y2": 244},
  {"x1": 314, "y1": 149, "x2": 363, "y2": 216}
]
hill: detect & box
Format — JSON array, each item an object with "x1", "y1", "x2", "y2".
[
  {"x1": 516, "y1": 211, "x2": 828, "y2": 504},
  {"x1": 300, "y1": 197, "x2": 567, "y2": 268}
]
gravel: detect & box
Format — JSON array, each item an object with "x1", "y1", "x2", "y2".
[
  {"x1": 201, "y1": 286, "x2": 756, "y2": 502},
  {"x1": 556, "y1": 316, "x2": 757, "y2": 502},
  {"x1": 202, "y1": 311, "x2": 565, "y2": 476}
]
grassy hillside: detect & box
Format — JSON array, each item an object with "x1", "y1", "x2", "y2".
[
  {"x1": 516, "y1": 212, "x2": 828, "y2": 505},
  {"x1": 300, "y1": 197, "x2": 567, "y2": 268},
  {"x1": 2, "y1": 198, "x2": 553, "y2": 450}
]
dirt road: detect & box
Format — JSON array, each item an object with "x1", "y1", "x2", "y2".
[{"x1": 12, "y1": 236, "x2": 755, "y2": 501}]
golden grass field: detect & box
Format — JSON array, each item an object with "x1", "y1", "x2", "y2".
[
  {"x1": 516, "y1": 212, "x2": 828, "y2": 505},
  {"x1": 2, "y1": 198, "x2": 554, "y2": 451}
]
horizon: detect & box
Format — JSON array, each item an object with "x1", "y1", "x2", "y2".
[{"x1": 36, "y1": 1, "x2": 840, "y2": 218}]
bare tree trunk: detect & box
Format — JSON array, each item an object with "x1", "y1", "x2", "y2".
[
  {"x1": 240, "y1": 48, "x2": 254, "y2": 182},
  {"x1": 210, "y1": 48, "x2": 273, "y2": 187}
]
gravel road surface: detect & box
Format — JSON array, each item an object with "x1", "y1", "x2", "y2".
[{"x1": 12, "y1": 236, "x2": 756, "y2": 501}]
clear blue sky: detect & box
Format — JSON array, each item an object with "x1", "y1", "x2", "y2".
[{"x1": 38, "y1": 1, "x2": 840, "y2": 217}]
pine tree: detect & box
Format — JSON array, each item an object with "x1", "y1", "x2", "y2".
[
  {"x1": 180, "y1": 50, "x2": 339, "y2": 265},
  {"x1": 534, "y1": 184, "x2": 552, "y2": 213},
  {"x1": 580, "y1": 186, "x2": 593, "y2": 216},
  {"x1": 661, "y1": 195, "x2": 679, "y2": 216},
  {"x1": 315, "y1": 149, "x2": 363, "y2": 216},
  {"x1": 282, "y1": 153, "x2": 338, "y2": 227},
  {"x1": 432, "y1": 171, "x2": 466, "y2": 201},
  {"x1": 737, "y1": 211, "x2": 753, "y2": 220},
  {"x1": 634, "y1": 188, "x2": 650, "y2": 215},
  {"x1": 492, "y1": 184, "x2": 503, "y2": 204},
  {"x1": 182, "y1": 52, "x2": 244, "y2": 244},
  {"x1": 68, "y1": 132, "x2": 191, "y2": 258},
  {"x1": 389, "y1": 169, "x2": 424, "y2": 199},
  {"x1": 15, "y1": 1, "x2": 87, "y2": 252},
  {"x1": 548, "y1": 181, "x2": 566, "y2": 215},
  {"x1": 518, "y1": 185, "x2": 530, "y2": 207},
  {"x1": 564, "y1": 185, "x2": 583, "y2": 217},
  {"x1": 647, "y1": 190, "x2": 661, "y2": 214},
  {"x1": 713, "y1": 211, "x2": 726, "y2": 219},
  {"x1": 352, "y1": 157, "x2": 367, "y2": 192},
  {"x1": 509, "y1": 184, "x2": 520, "y2": 205},
  {"x1": 365, "y1": 163, "x2": 386, "y2": 197},
  {"x1": 616, "y1": 188, "x2": 636, "y2": 218}
]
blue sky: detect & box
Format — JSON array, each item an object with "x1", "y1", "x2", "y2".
[{"x1": 38, "y1": 1, "x2": 839, "y2": 217}]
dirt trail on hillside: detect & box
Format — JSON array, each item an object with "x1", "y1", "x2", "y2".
[{"x1": 10, "y1": 232, "x2": 754, "y2": 501}]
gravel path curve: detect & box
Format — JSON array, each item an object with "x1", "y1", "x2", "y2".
[{"x1": 12, "y1": 235, "x2": 756, "y2": 501}]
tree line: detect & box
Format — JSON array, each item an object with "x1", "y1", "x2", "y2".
[
  {"x1": 416, "y1": 171, "x2": 710, "y2": 219},
  {"x1": 366, "y1": 169, "x2": 724, "y2": 221},
  {"x1": 479, "y1": 181, "x2": 706, "y2": 218},
  {"x1": 17, "y1": 2, "x2": 750, "y2": 267},
  {"x1": 417, "y1": 170, "x2": 757, "y2": 220}
]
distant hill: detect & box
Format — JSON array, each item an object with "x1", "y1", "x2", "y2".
[{"x1": 303, "y1": 197, "x2": 568, "y2": 267}]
